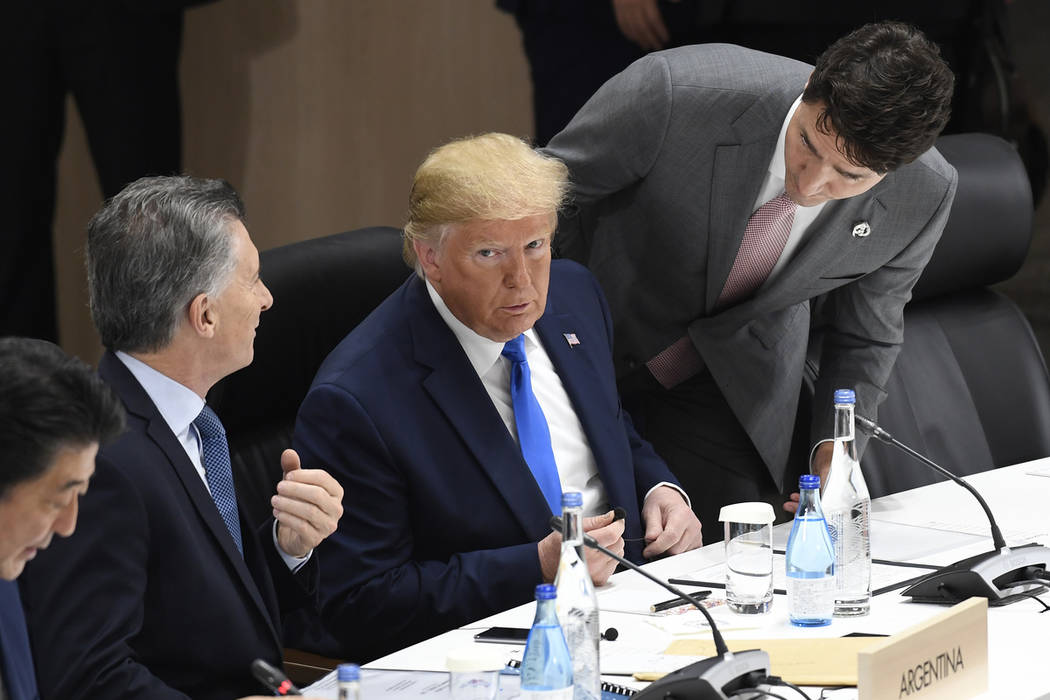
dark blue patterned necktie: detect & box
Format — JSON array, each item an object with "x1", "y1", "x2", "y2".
[
  {"x1": 502, "y1": 335, "x2": 562, "y2": 514},
  {"x1": 193, "y1": 405, "x2": 244, "y2": 556}
]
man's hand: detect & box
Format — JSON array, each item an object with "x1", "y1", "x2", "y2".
[
  {"x1": 273, "y1": 449, "x2": 344, "y2": 557},
  {"x1": 612, "y1": 0, "x2": 671, "y2": 51},
  {"x1": 641, "y1": 485, "x2": 703, "y2": 558},
  {"x1": 537, "y1": 510, "x2": 625, "y2": 585},
  {"x1": 783, "y1": 442, "x2": 833, "y2": 514}
]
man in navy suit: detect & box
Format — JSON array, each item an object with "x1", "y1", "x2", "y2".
[
  {"x1": 0, "y1": 337, "x2": 125, "y2": 700},
  {"x1": 19, "y1": 177, "x2": 343, "y2": 700},
  {"x1": 294, "y1": 133, "x2": 703, "y2": 662}
]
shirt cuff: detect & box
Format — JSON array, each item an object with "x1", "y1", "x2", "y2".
[
  {"x1": 643, "y1": 481, "x2": 691, "y2": 509},
  {"x1": 272, "y1": 520, "x2": 312, "y2": 572}
]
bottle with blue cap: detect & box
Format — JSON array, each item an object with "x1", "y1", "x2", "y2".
[
  {"x1": 521, "y1": 584, "x2": 573, "y2": 699},
  {"x1": 785, "y1": 473, "x2": 835, "y2": 626},
  {"x1": 822, "y1": 388, "x2": 872, "y2": 616},
  {"x1": 336, "y1": 663, "x2": 360, "y2": 700},
  {"x1": 554, "y1": 491, "x2": 599, "y2": 700}
]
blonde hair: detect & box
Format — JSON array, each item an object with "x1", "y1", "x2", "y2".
[{"x1": 403, "y1": 133, "x2": 569, "y2": 271}]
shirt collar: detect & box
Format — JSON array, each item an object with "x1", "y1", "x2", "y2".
[
  {"x1": 424, "y1": 278, "x2": 539, "y2": 377},
  {"x1": 770, "y1": 94, "x2": 804, "y2": 184},
  {"x1": 115, "y1": 350, "x2": 206, "y2": 436}
]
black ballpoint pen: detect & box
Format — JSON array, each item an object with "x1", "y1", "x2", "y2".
[
  {"x1": 650, "y1": 589, "x2": 711, "y2": 612},
  {"x1": 667, "y1": 578, "x2": 715, "y2": 587}
]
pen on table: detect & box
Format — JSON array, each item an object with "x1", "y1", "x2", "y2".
[
  {"x1": 668, "y1": 578, "x2": 786, "y2": 595},
  {"x1": 650, "y1": 589, "x2": 711, "y2": 612},
  {"x1": 667, "y1": 578, "x2": 714, "y2": 587}
]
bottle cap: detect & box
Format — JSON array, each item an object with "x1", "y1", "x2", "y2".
[
  {"x1": 799, "y1": 474, "x2": 820, "y2": 489},
  {"x1": 834, "y1": 388, "x2": 856, "y2": 405},
  {"x1": 535, "y1": 583, "x2": 557, "y2": 600},
  {"x1": 446, "y1": 646, "x2": 505, "y2": 673},
  {"x1": 718, "y1": 501, "x2": 774, "y2": 524},
  {"x1": 337, "y1": 663, "x2": 360, "y2": 682},
  {"x1": 561, "y1": 491, "x2": 583, "y2": 507}
]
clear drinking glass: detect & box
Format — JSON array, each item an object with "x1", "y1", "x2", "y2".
[{"x1": 719, "y1": 502, "x2": 775, "y2": 614}]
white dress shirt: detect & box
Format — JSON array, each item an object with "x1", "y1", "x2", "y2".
[
  {"x1": 757, "y1": 94, "x2": 828, "y2": 287},
  {"x1": 115, "y1": 351, "x2": 309, "y2": 570},
  {"x1": 425, "y1": 282, "x2": 687, "y2": 516}
]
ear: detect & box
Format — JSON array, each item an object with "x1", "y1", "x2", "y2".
[
  {"x1": 186, "y1": 293, "x2": 217, "y2": 339},
  {"x1": 414, "y1": 238, "x2": 442, "y2": 283}
]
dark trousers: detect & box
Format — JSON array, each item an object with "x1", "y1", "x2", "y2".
[
  {"x1": 621, "y1": 365, "x2": 805, "y2": 543},
  {"x1": 0, "y1": 1, "x2": 184, "y2": 342},
  {"x1": 504, "y1": 0, "x2": 713, "y2": 146}
]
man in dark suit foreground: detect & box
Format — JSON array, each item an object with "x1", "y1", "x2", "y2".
[
  {"x1": 0, "y1": 337, "x2": 124, "y2": 700},
  {"x1": 543, "y1": 22, "x2": 958, "y2": 535},
  {"x1": 293, "y1": 133, "x2": 702, "y2": 662},
  {"x1": 20, "y1": 176, "x2": 343, "y2": 700}
]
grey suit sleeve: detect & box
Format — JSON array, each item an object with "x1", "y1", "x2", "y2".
[{"x1": 810, "y1": 169, "x2": 959, "y2": 454}]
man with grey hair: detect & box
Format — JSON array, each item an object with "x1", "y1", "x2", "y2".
[
  {"x1": 294, "y1": 133, "x2": 702, "y2": 662},
  {"x1": 20, "y1": 176, "x2": 344, "y2": 700}
]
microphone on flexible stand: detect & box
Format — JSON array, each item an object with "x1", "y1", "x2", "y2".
[
  {"x1": 855, "y1": 414, "x2": 1049, "y2": 605},
  {"x1": 549, "y1": 516, "x2": 770, "y2": 700}
]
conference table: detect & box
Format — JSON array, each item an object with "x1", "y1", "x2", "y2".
[{"x1": 309, "y1": 458, "x2": 1050, "y2": 699}]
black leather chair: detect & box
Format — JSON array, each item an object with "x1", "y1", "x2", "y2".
[
  {"x1": 208, "y1": 225, "x2": 408, "y2": 530},
  {"x1": 815, "y1": 133, "x2": 1050, "y2": 498}
]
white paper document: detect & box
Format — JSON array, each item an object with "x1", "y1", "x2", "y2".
[
  {"x1": 1026, "y1": 462, "x2": 1050, "y2": 478},
  {"x1": 304, "y1": 669, "x2": 451, "y2": 698}
]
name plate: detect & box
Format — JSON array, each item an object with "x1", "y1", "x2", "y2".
[{"x1": 858, "y1": 597, "x2": 988, "y2": 700}]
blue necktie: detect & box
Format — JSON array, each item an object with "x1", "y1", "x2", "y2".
[
  {"x1": 193, "y1": 405, "x2": 244, "y2": 556},
  {"x1": 502, "y1": 335, "x2": 562, "y2": 513}
]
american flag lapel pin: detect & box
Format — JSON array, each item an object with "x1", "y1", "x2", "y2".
[{"x1": 563, "y1": 333, "x2": 580, "y2": 348}]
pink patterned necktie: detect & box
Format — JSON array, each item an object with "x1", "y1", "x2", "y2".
[
  {"x1": 645, "y1": 191, "x2": 798, "y2": 390},
  {"x1": 718, "y1": 191, "x2": 797, "y2": 307}
]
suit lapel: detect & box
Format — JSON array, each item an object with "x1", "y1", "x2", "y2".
[
  {"x1": 704, "y1": 89, "x2": 791, "y2": 314},
  {"x1": 0, "y1": 581, "x2": 37, "y2": 700},
  {"x1": 99, "y1": 353, "x2": 280, "y2": 644},
  {"x1": 407, "y1": 281, "x2": 553, "y2": 541},
  {"x1": 758, "y1": 185, "x2": 891, "y2": 310},
  {"x1": 534, "y1": 303, "x2": 633, "y2": 512},
  {"x1": 705, "y1": 140, "x2": 775, "y2": 313}
]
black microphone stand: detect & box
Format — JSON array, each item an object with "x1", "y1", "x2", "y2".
[
  {"x1": 856, "y1": 415, "x2": 1049, "y2": 605},
  {"x1": 549, "y1": 517, "x2": 770, "y2": 700}
]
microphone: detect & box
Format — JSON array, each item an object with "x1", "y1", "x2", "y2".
[
  {"x1": 856, "y1": 414, "x2": 1049, "y2": 605},
  {"x1": 549, "y1": 516, "x2": 770, "y2": 700},
  {"x1": 250, "y1": 658, "x2": 302, "y2": 696}
]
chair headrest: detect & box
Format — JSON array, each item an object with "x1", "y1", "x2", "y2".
[
  {"x1": 209, "y1": 226, "x2": 408, "y2": 434},
  {"x1": 911, "y1": 133, "x2": 1033, "y2": 301}
]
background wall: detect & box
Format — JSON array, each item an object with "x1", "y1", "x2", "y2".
[
  {"x1": 52, "y1": 0, "x2": 1050, "y2": 367},
  {"x1": 53, "y1": 0, "x2": 531, "y2": 363}
]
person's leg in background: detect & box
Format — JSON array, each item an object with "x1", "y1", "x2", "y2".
[
  {"x1": 0, "y1": 2, "x2": 66, "y2": 342},
  {"x1": 62, "y1": 2, "x2": 183, "y2": 199},
  {"x1": 0, "y1": 1, "x2": 185, "y2": 344}
]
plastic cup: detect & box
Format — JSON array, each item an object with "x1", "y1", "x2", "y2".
[{"x1": 446, "y1": 646, "x2": 504, "y2": 700}]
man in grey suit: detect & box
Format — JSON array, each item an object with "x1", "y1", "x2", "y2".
[{"x1": 544, "y1": 21, "x2": 957, "y2": 537}]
